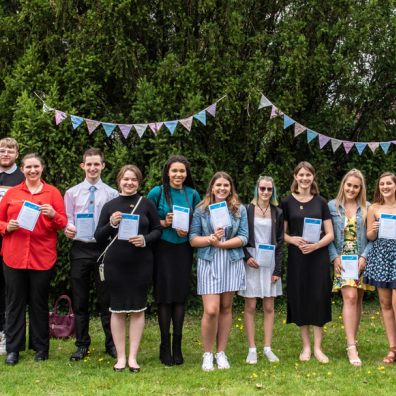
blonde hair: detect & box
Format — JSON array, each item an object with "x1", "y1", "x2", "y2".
[
  {"x1": 251, "y1": 176, "x2": 278, "y2": 206},
  {"x1": 116, "y1": 165, "x2": 142, "y2": 189},
  {"x1": 290, "y1": 161, "x2": 319, "y2": 195},
  {"x1": 198, "y1": 171, "x2": 241, "y2": 215},
  {"x1": 0, "y1": 137, "x2": 19, "y2": 151},
  {"x1": 335, "y1": 169, "x2": 367, "y2": 222},
  {"x1": 372, "y1": 172, "x2": 396, "y2": 204}
]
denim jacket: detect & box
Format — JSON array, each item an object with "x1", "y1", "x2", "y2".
[
  {"x1": 328, "y1": 199, "x2": 372, "y2": 263},
  {"x1": 189, "y1": 204, "x2": 248, "y2": 262}
]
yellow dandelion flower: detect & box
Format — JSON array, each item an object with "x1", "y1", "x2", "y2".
[
  {"x1": 98, "y1": 358, "x2": 104, "y2": 362},
  {"x1": 282, "y1": 320, "x2": 286, "y2": 325},
  {"x1": 378, "y1": 366, "x2": 385, "y2": 371}
]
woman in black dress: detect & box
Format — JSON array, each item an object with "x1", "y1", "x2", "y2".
[
  {"x1": 95, "y1": 165, "x2": 161, "y2": 372},
  {"x1": 281, "y1": 162, "x2": 334, "y2": 363}
]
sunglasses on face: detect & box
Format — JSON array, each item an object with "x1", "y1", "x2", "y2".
[{"x1": 259, "y1": 186, "x2": 273, "y2": 192}]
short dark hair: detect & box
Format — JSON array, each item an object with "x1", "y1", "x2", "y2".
[{"x1": 82, "y1": 148, "x2": 104, "y2": 163}]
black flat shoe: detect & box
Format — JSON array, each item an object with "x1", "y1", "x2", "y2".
[
  {"x1": 5, "y1": 352, "x2": 19, "y2": 366},
  {"x1": 34, "y1": 351, "x2": 48, "y2": 362},
  {"x1": 106, "y1": 346, "x2": 117, "y2": 359},
  {"x1": 128, "y1": 365, "x2": 140, "y2": 373},
  {"x1": 113, "y1": 365, "x2": 125, "y2": 372},
  {"x1": 70, "y1": 347, "x2": 89, "y2": 361}
]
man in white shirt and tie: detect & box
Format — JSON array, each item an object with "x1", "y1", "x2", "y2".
[{"x1": 64, "y1": 148, "x2": 118, "y2": 361}]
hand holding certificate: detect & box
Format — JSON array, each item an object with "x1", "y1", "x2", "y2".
[
  {"x1": 75, "y1": 213, "x2": 95, "y2": 239},
  {"x1": 209, "y1": 201, "x2": 231, "y2": 230},
  {"x1": 378, "y1": 213, "x2": 396, "y2": 240},
  {"x1": 172, "y1": 205, "x2": 190, "y2": 232},
  {"x1": 256, "y1": 244, "x2": 275, "y2": 268},
  {"x1": 302, "y1": 217, "x2": 322, "y2": 243},
  {"x1": 341, "y1": 255, "x2": 359, "y2": 280},
  {"x1": 118, "y1": 214, "x2": 140, "y2": 240},
  {"x1": 16, "y1": 201, "x2": 41, "y2": 231}
]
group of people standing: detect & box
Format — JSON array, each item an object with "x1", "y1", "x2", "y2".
[{"x1": 0, "y1": 139, "x2": 395, "y2": 372}]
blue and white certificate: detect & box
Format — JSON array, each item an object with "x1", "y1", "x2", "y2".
[
  {"x1": 302, "y1": 217, "x2": 322, "y2": 243},
  {"x1": 341, "y1": 255, "x2": 359, "y2": 280},
  {"x1": 172, "y1": 205, "x2": 190, "y2": 232},
  {"x1": 16, "y1": 200, "x2": 41, "y2": 231},
  {"x1": 75, "y1": 213, "x2": 95, "y2": 239},
  {"x1": 256, "y1": 244, "x2": 275, "y2": 268},
  {"x1": 209, "y1": 201, "x2": 231, "y2": 229},
  {"x1": 118, "y1": 214, "x2": 140, "y2": 240},
  {"x1": 378, "y1": 213, "x2": 396, "y2": 240}
]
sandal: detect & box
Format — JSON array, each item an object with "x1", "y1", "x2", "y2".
[
  {"x1": 299, "y1": 349, "x2": 311, "y2": 362},
  {"x1": 383, "y1": 347, "x2": 396, "y2": 364},
  {"x1": 346, "y1": 344, "x2": 362, "y2": 367}
]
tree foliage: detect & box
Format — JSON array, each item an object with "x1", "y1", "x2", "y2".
[{"x1": 1, "y1": 0, "x2": 395, "y2": 306}]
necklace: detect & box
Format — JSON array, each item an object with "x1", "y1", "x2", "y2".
[
  {"x1": 257, "y1": 202, "x2": 270, "y2": 217},
  {"x1": 27, "y1": 182, "x2": 42, "y2": 195}
]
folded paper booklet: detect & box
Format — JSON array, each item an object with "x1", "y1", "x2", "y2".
[
  {"x1": 341, "y1": 255, "x2": 359, "y2": 280},
  {"x1": 302, "y1": 217, "x2": 322, "y2": 243},
  {"x1": 256, "y1": 244, "x2": 275, "y2": 268},
  {"x1": 209, "y1": 201, "x2": 231, "y2": 229},
  {"x1": 75, "y1": 213, "x2": 95, "y2": 239},
  {"x1": 172, "y1": 205, "x2": 190, "y2": 232},
  {"x1": 378, "y1": 213, "x2": 396, "y2": 240},
  {"x1": 118, "y1": 214, "x2": 140, "y2": 240},
  {"x1": 17, "y1": 200, "x2": 41, "y2": 231}
]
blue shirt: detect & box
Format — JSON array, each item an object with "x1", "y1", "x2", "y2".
[{"x1": 147, "y1": 185, "x2": 200, "y2": 244}]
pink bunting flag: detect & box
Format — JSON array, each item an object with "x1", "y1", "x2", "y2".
[
  {"x1": 205, "y1": 103, "x2": 217, "y2": 117},
  {"x1": 318, "y1": 134, "x2": 330, "y2": 149},
  {"x1": 294, "y1": 123, "x2": 306, "y2": 137},
  {"x1": 118, "y1": 124, "x2": 133, "y2": 139},
  {"x1": 148, "y1": 122, "x2": 163, "y2": 136},
  {"x1": 85, "y1": 119, "x2": 101, "y2": 135},
  {"x1": 55, "y1": 110, "x2": 67, "y2": 125},
  {"x1": 270, "y1": 106, "x2": 281, "y2": 119},
  {"x1": 368, "y1": 142, "x2": 379, "y2": 153},
  {"x1": 179, "y1": 117, "x2": 193, "y2": 132},
  {"x1": 343, "y1": 141, "x2": 354, "y2": 154}
]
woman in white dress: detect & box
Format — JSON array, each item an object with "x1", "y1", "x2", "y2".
[{"x1": 239, "y1": 176, "x2": 284, "y2": 364}]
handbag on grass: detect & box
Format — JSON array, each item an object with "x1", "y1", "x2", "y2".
[
  {"x1": 97, "y1": 196, "x2": 143, "y2": 281},
  {"x1": 49, "y1": 294, "x2": 75, "y2": 339}
]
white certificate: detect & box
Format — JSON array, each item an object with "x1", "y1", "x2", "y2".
[
  {"x1": 118, "y1": 214, "x2": 140, "y2": 240},
  {"x1": 208, "y1": 201, "x2": 232, "y2": 229},
  {"x1": 378, "y1": 213, "x2": 396, "y2": 240},
  {"x1": 0, "y1": 186, "x2": 10, "y2": 202},
  {"x1": 341, "y1": 255, "x2": 359, "y2": 280},
  {"x1": 16, "y1": 200, "x2": 41, "y2": 231},
  {"x1": 75, "y1": 213, "x2": 95, "y2": 239},
  {"x1": 172, "y1": 205, "x2": 190, "y2": 232},
  {"x1": 302, "y1": 217, "x2": 322, "y2": 243},
  {"x1": 256, "y1": 244, "x2": 275, "y2": 268}
]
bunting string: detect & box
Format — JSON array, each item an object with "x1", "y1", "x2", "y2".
[
  {"x1": 258, "y1": 94, "x2": 396, "y2": 155},
  {"x1": 38, "y1": 94, "x2": 226, "y2": 139}
]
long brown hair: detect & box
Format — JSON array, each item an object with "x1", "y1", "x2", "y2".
[
  {"x1": 290, "y1": 161, "x2": 319, "y2": 195},
  {"x1": 372, "y1": 172, "x2": 396, "y2": 204},
  {"x1": 335, "y1": 169, "x2": 367, "y2": 222},
  {"x1": 198, "y1": 171, "x2": 241, "y2": 215}
]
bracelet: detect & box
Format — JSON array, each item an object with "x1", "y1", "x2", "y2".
[{"x1": 109, "y1": 218, "x2": 119, "y2": 228}]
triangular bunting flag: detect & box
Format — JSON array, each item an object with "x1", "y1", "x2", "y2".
[
  {"x1": 368, "y1": 142, "x2": 379, "y2": 153},
  {"x1": 294, "y1": 123, "x2": 306, "y2": 137},
  {"x1": 307, "y1": 129, "x2": 318, "y2": 143},
  {"x1": 331, "y1": 138, "x2": 342, "y2": 152},
  {"x1": 55, "y1": 110, "x2": 67, "y2": 125},
  {"x1": 43, "y1": 103, "x2": 54, "y2": 113},
  {"x1": 206, "y1": 103, "x2": 217, "y2": 117},
  {"x1": 380, "y1": 142, "x2": 391, "y2": 154},
  {"x1": 179, "y1": 117, "x2": 193, "y2": 132},
  {"x1": 258, "y1": 95, "x2": 272, "y2": 109},
  {"x1": 70, "y1": 115, "x2": 84, "y2": 130},
  {"x1": 118, "y1": 124, "x2": 133, "y2": 139},
  {"x1": 355, "y1": 143, "x2": 366, "y2": 155},
  {"x1": 164, "y1": 121, "x2": 178, "y2": 135},
  {"x1": 270, "y1": 106, "x2": 283, "y2": 119},
  {"x1": 194, "y1": 111, "x2": 206, "y2": 126},
  {"x1": 102, "y1": 122, "x2": 117, "y2": 137},
  {"x1": 134, "y1": 124, "x2": 148, "y2": 138},
  {"x1": 343, "y1": 141, "x2": 354, "y2": 154},
  {"x1": 283, "y1": 115, "x2": 295, "y2": 129},
  {"x1": 85, "y1": 119, "x2": 101, "y2": 135},
  {"x1": 318, "y1": 134, "x2": 330, "y2": 149},
  {"x1": 148, "y1": 122, "x2": 163, "y2": 136}
]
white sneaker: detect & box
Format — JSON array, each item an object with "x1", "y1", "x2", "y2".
[
  {"x1": 246, "y1": 350, "x2": 257, "y2": 364},
  {"x1": 264, "y1": 348, "x2": 279, "y2": 363},
  {"x1": 215, "y1": 351, "x2": 230, "y2": 369},
  {"x1": 202, "y1": 352, "x2": 214, "y2": 371},
  {"x1": 0, "y1": 331, "x2": 6, "y2": 355}
]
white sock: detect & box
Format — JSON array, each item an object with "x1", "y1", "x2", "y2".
[
  {"x1": 264, "y1": 346, "x2": 271, "y2": 353},
  {"x1": 249, "y1": 347, "x2": 257, "y2": 353}
]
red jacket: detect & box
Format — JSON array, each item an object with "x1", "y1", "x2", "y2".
[{"x1": 0, "y1": 181, "x2": 67, "y2": 270}]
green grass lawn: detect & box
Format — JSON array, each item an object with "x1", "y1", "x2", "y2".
[{"x1": 1, "y1": 300, "x2": 396, "y2": 395}]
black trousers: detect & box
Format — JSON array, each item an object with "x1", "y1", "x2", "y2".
[
  {"x1": 0, "y1": 260, "x2": 5, "y2": 332},
  {"x1": 70, "y1": 254, "x2": 113, "y2": 350},
  {"x1": 3, "y1": 265, "x2": 53, "y2": 353}
]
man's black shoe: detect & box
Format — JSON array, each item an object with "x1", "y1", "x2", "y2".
[
  {"x1": 5, "y1": 352, "x2": 19, "y2": 366},
  {"x1": 70, "y1": 347, "x2": 89, "y2": 361},
  {"x1": 106, "y1": 346, "x2": 117, "y2": 359},
  {"x1": 34, "y1": 351, "x2": 48, "y2": 362}
]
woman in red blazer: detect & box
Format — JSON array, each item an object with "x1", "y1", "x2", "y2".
[{"x1": 0, "y1": 153, "x2": 67, "y2": 365}]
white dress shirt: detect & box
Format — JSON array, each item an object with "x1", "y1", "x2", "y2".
[{"x1": 64, "y1": 179, "x2": 118, "y2": 242}]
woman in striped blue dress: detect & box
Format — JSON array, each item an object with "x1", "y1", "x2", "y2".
[{"x1": 190, "y1": 172, "x2": 248, "y2": 371}]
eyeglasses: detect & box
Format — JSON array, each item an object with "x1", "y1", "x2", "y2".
[
  {"x1": 0, "y1": 149, "x2": 17, "y2": 155},
  {"x1": 259, "y1": 186, "x2": 273, "y2": 192}
]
